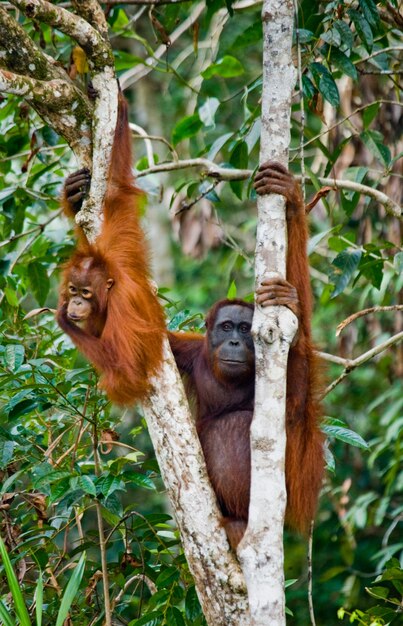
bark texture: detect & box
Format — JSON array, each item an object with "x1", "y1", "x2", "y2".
[
  {"x1": 144, "y1": 342, "x2": 249, "y2": 626},
  {"x1": 238, "y1": 2, "x2": 297, "y2": 625},
  {"x1": 0, "y1": 4, "x2": 249, "y2": 623}
]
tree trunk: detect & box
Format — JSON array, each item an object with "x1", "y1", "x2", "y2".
[{"x1": 238, "y1": 2, "x2": 297, "y2": 625}]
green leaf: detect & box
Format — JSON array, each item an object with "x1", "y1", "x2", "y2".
[
  {"x1": 330, "y1": 249, "x2": 362, "y2": 297},
  {"x1": 394, "y1": 252, "x2": 403, "y2": 273},
  {"x1": 358, "y1": 256, "x2": 384, "y2": 289},
  {"x1": 0, "y1": 536, "x2": 32, "y2": 626},
  {"x1": 310, "y1": 62, "x2": 339, "y2": 107},
  {"x1": 226, "y1": 280, "x2": 237, "y2": 299},
  {"x1": 320, "y1": 29, "x2": 341, "y2": 47},
  {"x1": 232, "y1": 22, "x2": 262, "y2": 48},
  {"x1": 155, "y1": 566, "x2": 180, "y2": 589},
  {"x1": 0, "y1": 440, "x2": 15, "y2": 469},
  {"x1": 207, "y1": 132, "x2": 233, "y2": 161},
  {"x1": 0, "y1": 601, "x2": 15, "y2": 626},
  {"x1": 360, "y1": 130, "x2": 391, "y2": 166},
  {"x1": 330, "y1": 48, "x2": 357, "y2": 79},
  {"x1": 35, "y1": 575, "x2": 43, "y2": 626},
  {"x1": 363, "y1": 102, "x2": 380, "y2": 129},
  {"x1": 334, "y1": 20, "x2": 354, "y2": 49},
  {"x1": 97, "y1": 475, "x2": 126, "y2": 498},
  {"x1": 296, "y1": 28, "x2": 315, "y2": 43},
  {"x1": 302, "y1": 75, "x2": 316, "y2": 100},
  {"x1": 322, "y1": 424, "x2": 369, "y2": 449},
  {"x1": 78, "y1": 475, "x2": 97, "y2": 496},
  {"x1": 166, "y1": 607, "x2": 185, "y2": 626},
  {"x1": 55, "y1": 553, "x2": 86, "y2": 626},
  {"x1": 4, "y1": 286, "x2": 19, "y2": 307},
  {"x1": 27, "y1": 262, "x2": 50, "y2": 307},
  {"x1": 123, "y1": 470, "x2": 156, "y2": 490},
  {"x1": 5, "y1": 345, "x2": 25, "y2": 371},
  {"x1": 359, "y1": 0, "x2": 380, "y2": 28},
  {"x1": 348, "y1": 9, "x2": 373, "y2": 52},
  {"x1": 185, "y1": 585, "x2": 202, "y2": 620},
  {"x1": 129, "y1": 610, "x2": 163, "y2": 625},
  {"x1": 8, "y1": 398, "x2": 43, "y2": 419},
  {"x1": 198, "y1": 97, "x2": 220, "y2": 127},
  {"x1": 366, "y1": 586, "x2": 389, "y2": 599},
  {"x1": 172, "y1": 114, "x2": 203, "y2": 146},
  {"x1": 202, "y1": 55, "x2": 244, "y2": 79},
  {"x1": 229, "y1": 141, "x2": 248, "y2": 199},
  {"x1": 0, "y1": 187, "x2": 17, "y2": 205}
]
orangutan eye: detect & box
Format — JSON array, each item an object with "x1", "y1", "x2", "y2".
[
  {"x1": 68, "y1": 284, "x2": 77, "y2": 295},
  {"x1": 240, "y1": 324, "x2": 250, "y2": 333},
  {"x1": 81, "y1": 288, "x2": 92, "y2": 299},
  {"x1": 222, "y1": 322, "x2": 233, "y2": 332}
]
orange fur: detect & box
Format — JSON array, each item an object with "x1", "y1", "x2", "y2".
[
  {"x1": 57, "y1": 95, "x2": 165, "y2": 405},
  {"x1": 168, "y1": 170, "x2": 324, "y2": 546}
]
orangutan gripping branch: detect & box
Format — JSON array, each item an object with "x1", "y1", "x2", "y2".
[
  {"x1": 57, "y1": 95, "x2": 165, "y2": 405},
  {"x1": 168, "y1": 162, "x2": 324, "y2": 548}
]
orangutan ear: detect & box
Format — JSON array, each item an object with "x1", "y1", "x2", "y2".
[{"x1": 106, "y1": 278, "x2": 114, "y2": 290}]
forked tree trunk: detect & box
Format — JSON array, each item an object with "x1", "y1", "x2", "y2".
[{"x1": 238, "y1": 2, "x2": 297, "y2": 625}]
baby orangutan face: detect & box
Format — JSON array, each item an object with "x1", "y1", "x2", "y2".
[{"x1": 65, "y1": 258, "x2": 114, "y2": 326}]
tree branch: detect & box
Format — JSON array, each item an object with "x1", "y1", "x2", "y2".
[
  {"x1": 322, "y1": 331, "x2": 403, "y2": 397},
  {"x1": 238, "y1": 2, "x2": 297, "y2": 625},
  {"x1": 0, "y1": 6, "x2": 65, "y2": 80},
  {"x1": 72, "y1": 0, "x2": 109, "y2": 39},
  {"x1": 143, "y1": 345, "x2": 249, "y2": 626},
  {"x1": 137, "y1": 160, "x2": 402, "y2": 219},
  {"x1": 0, "y1": 68, "x2": 92, "y2": 162},
  {"x1": 9, "y1": 0, "x2": 112, "y2": 69},
  {"x1": 336, "y1": 306, "x2": 403, "y2": 336}
]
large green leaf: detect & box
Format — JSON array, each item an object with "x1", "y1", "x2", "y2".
[
  {"x1": 202, "y1": 55, "x2": 244, "y2": 79},
  {"x1": 27, "y1": 262, "x2": 50, "y2": 307},
  {"x1": 55, "y1": 552, "x2": 86, "y2": 626},
  {"x1": 330, "y1": 249, "x2": 362, "y2": 297},
  {"x1": 0, "y1": 536, "x2": 31, "y2": 626},
  {"x1": 172, "y1": 114, "x2": 203, "y2": 146},
  {"x1": 322, "y1": 423, "x2": 369, "y2": 449},
  {"x1": 359, "y1": 0, "x2": 380, "y2": 28},
  {"x1": 348, "y1": 9, "x2": 373, "y2": 51},
  {"x1": 0, "y1": 601, "x2": 15, "y2": 626},
  {"x1": 310, "y1": 62, "x2": 339, "y2": 107},
  {"x1": 330, "y1": 48, "x2": 357, "y2": 79}
]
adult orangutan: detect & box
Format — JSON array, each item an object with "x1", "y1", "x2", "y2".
[
  {"x1": 168, "y1": 162, "x2": 324, "y2": 548},
  {"x1": 57, "y1": 94, "x2": 165, "y2": 405}
]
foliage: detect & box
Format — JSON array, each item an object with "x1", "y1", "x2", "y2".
[{"x1": 0, "y1": 0, "x2": 402, "y2": 625}]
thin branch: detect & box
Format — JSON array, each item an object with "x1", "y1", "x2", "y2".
[
  {"x1": 0, "y1": 209, "x2": 62, "y2": 249},
  {"x1": 336, "y1": 306, "x2": 403, "y2": 336},
  {"x1": 358, "y1": 69, "x2": 403, "y2": 75},
  {"x1": 137, "y1": 159, "x2": 402, "y2": 218},
  {"x1": 130, "y1": 122, "x2": 155, "y2": 167},
  {"x1": 316, "y1": 352, "x2": 350, "y2": 367},
  {"x1": 354, "y1": 46, "x2": 403, "y2": 64},
  {"x1": 112, "y1": 574, "x2": 156, "y2": 608},
  {"x1": 307, "y1": 521, "x2": 316, "y2": 626},
  {"x1": 136, "y1": 157, "x2": 252, "y2": 180},
  {"x1": 175, "y1": 181, "x2": 220, "y2": 215},
  {"x1": 322, "y1": 331, "x2": 403, "y2": 398},
  {"x1": 132, "y1": 131, "x2": 178, "y2": 161}
]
